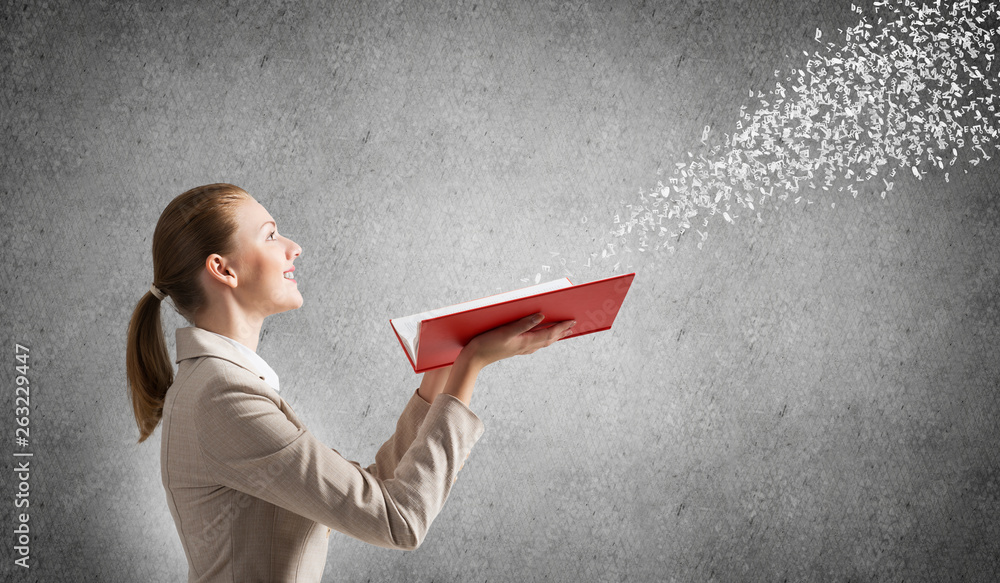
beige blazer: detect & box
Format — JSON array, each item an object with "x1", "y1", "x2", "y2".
[{"x1": 160, "y1": 326, "x2": 484, "y2": 582}]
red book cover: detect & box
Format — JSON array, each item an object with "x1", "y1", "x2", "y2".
[{"x1": 390, "y1": 272, "x2": 635, "y2": 373}]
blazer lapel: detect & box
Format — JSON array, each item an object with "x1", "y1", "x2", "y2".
[{"x1": 173, "y1": 326, "x2": 308, "y2": 428}]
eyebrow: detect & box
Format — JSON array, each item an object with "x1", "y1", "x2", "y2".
[{"x1": 260, "y1": 221, "x2": 276, "y2": 231}]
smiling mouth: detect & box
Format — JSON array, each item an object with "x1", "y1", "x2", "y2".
[{"x1": 283, "y1": 270, "x2": 296, "y2": 282}]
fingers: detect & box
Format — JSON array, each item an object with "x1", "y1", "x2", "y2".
[
  {"x1": 510, "y1": 312, "x2": 545, "y2": 334},
  {"x1": 468, "y1": 315, "x2": 578, "y2": 367},
  {"x1": 510, "y1": 313, "x2": 576, "y2": 341},
  {"x1": 525, "y1": 318, "x2": 576, "y2": 349},
  {"x1": 551, "y1": 319, "x2": 576, "y2": 342}
]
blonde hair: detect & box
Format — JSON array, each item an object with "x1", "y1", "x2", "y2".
[{"x1": 126, "y1": 183, "x2": 252, "y2": 443}]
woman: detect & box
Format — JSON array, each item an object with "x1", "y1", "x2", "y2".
[{"x1": 126, "y1": 183, "x2": 576, "y2": 582}]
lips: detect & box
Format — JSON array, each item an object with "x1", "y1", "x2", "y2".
[{"x1": 283, "y1": 266, "x2": 296, "y2": 283}]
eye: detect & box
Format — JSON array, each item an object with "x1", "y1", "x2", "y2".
[{"x1": 267, "y1": 230, "x2": 276, "y2": 240}]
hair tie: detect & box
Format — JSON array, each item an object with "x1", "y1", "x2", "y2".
[{"x1": 149, "y1": 283, "x2": 166, "y2": 301}]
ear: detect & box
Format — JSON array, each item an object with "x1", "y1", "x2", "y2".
[{"x1": 204, "y1": 253, "x2": 238, "y2": 289}]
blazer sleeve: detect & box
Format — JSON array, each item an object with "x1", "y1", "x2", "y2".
[
  {"x1": 357, "y1": 389, "x2": 433, "y2": 482},
  {"x1": 193, "y1": 377, "x2": 484, "y2": 551}
]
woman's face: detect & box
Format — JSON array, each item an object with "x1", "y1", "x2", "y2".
[{"x1": 226, "y1": 197, "x2": 303, "y2": 318}]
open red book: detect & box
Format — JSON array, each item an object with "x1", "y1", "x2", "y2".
[{"x1": 390, "y1": 272, "x2": 635, "y2": 373}]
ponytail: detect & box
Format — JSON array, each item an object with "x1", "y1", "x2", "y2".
[{"x1": 126, "y1": 290, "x2": 173, "y2": 443}]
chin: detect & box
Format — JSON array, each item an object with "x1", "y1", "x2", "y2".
[{"x1": 272, "y1": 298, "x2": 304, "y2": 315}]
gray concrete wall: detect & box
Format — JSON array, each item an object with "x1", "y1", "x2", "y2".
[{"x1": 2, "y1": 0, "x2": 998, "y2": 581}]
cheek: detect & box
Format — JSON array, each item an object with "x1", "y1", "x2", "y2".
[
  {"x1": 241, "y1": 253, "x2": 268, "y2": 285},
  {"x1": 268, "y1": 253, "x2": 287, "y2": 279}
]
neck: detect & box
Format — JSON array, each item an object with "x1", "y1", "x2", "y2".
[
  {"x1": 194, "y1": 302, "x2": 263, "y2": 352},
  {"x1": 194, "y1": 273, "x2": 269, "y2": 351},
  {"x1": 195, "y1": 319, "x2": 262, "y2": 352}
]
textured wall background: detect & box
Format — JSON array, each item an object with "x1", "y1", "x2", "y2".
[{"x1": 2, "y1": 0, "x2": 998, "y2": 581}]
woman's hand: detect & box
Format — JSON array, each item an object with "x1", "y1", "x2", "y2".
[
  {"x1": 463, "y1": 312, "x2": 576, "y2": 370},
  {"x1": 440, "y1": 313, "x2": 575, "y2": 406}
]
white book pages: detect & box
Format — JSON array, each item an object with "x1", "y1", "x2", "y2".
[{"x1": 391, "y1": 278, "x2": 573, "y2": 365}]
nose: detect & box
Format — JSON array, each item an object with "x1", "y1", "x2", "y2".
[{"x1": 288, "y1": 238, "x2": 302, "y2": 259}]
